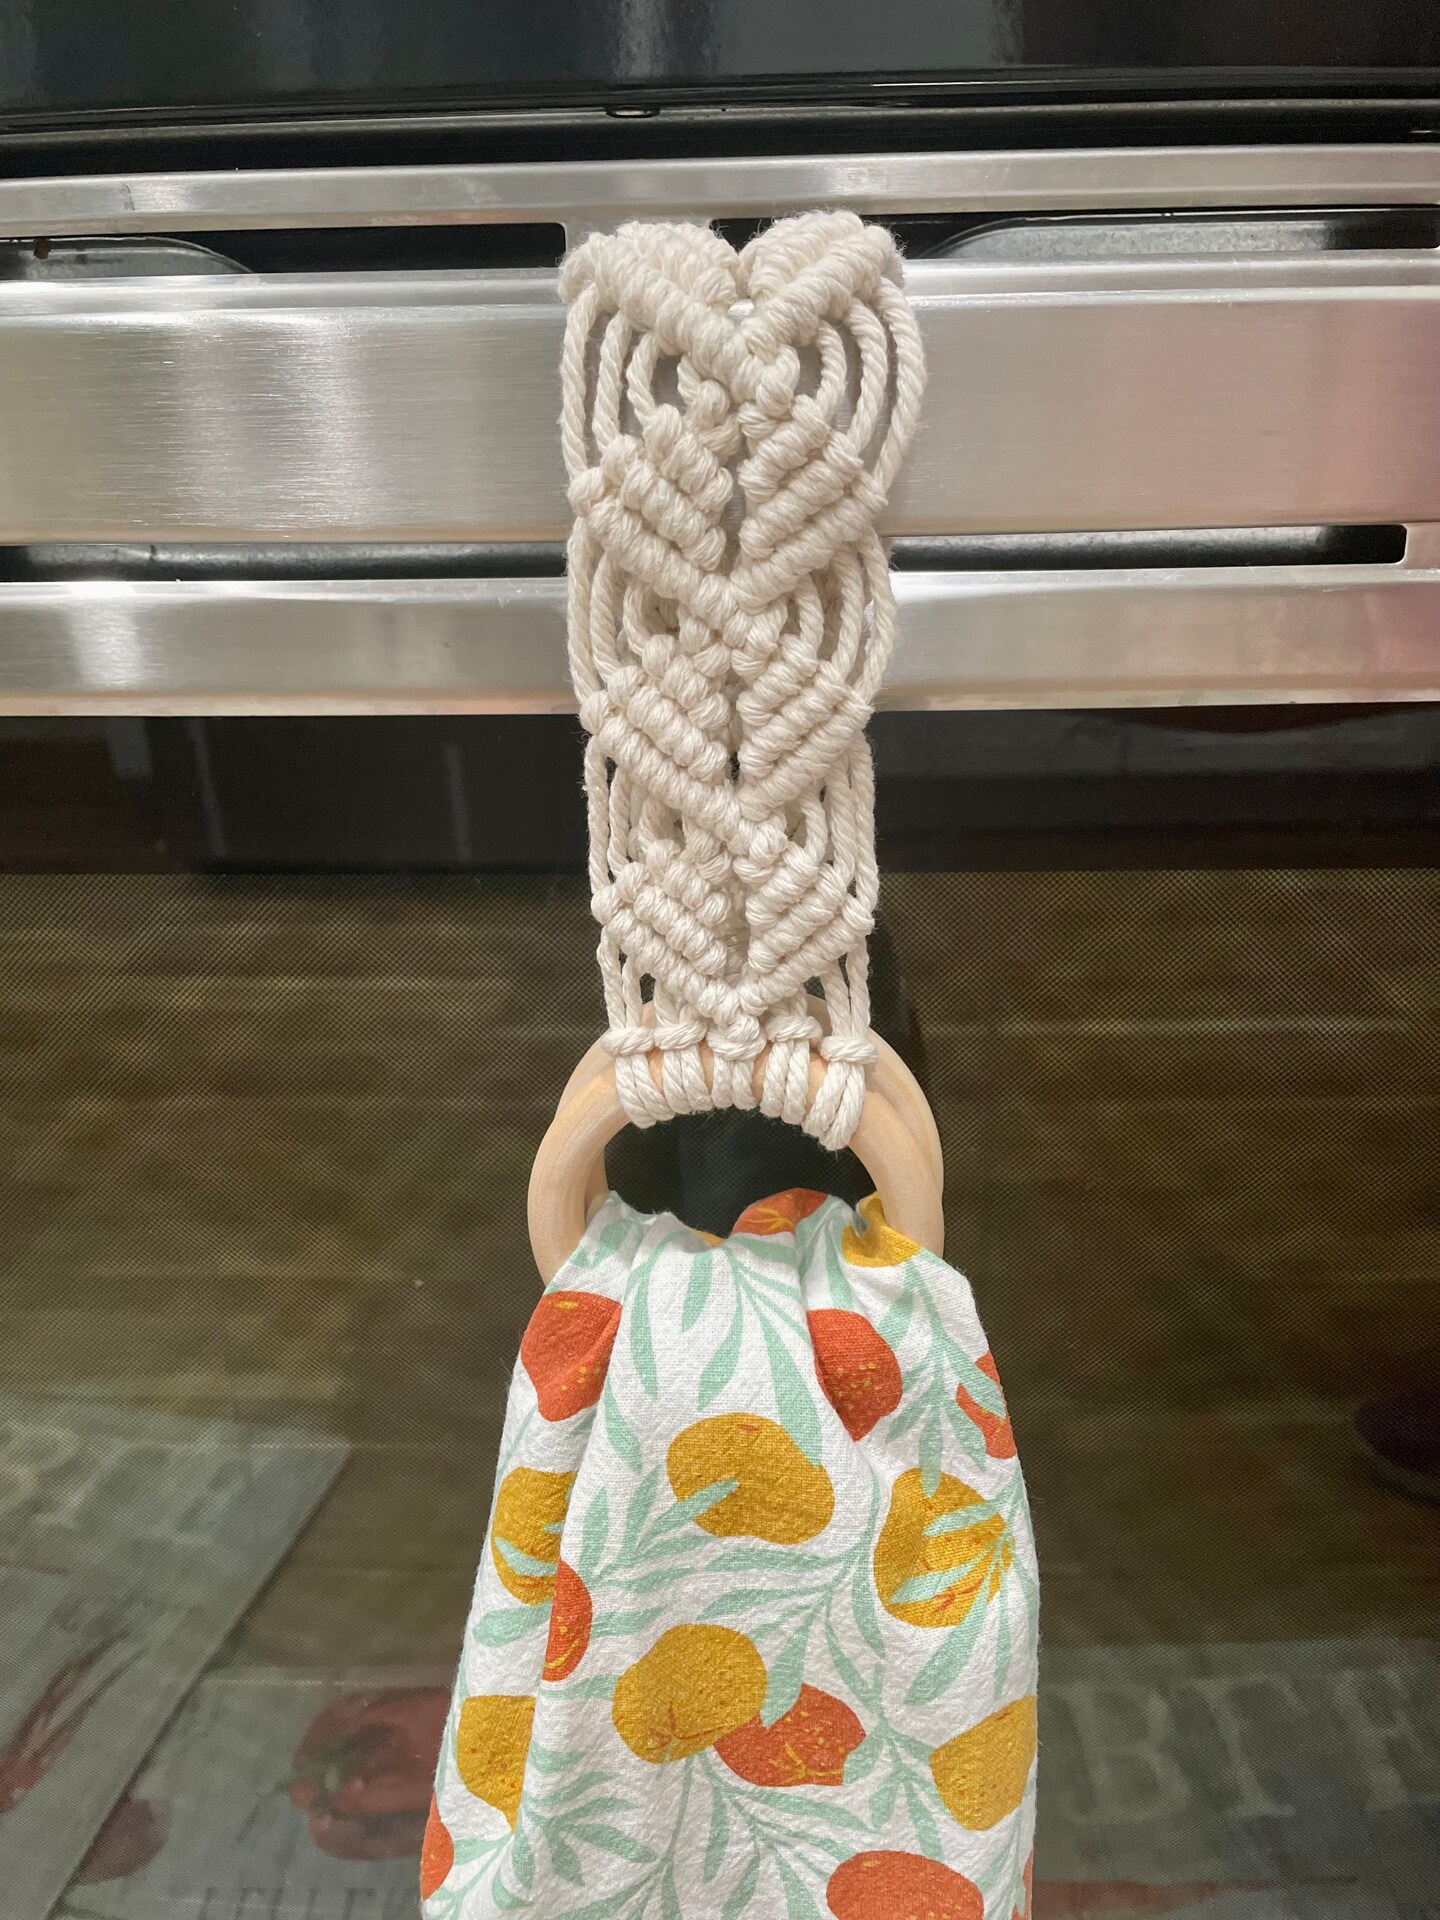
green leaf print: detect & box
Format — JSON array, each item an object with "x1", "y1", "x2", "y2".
[
  {"x1": 527, "y1": 1742, "x2": 584, "y2": 1775},
  {"x1": 622, "y1": 1465, "x2": 661, "y2": 1553},
  {"x1": 703, "y1": 1784, "x2": 730, "y2": 1883},
  {"x1": 656, "y1": 1477, "x2": 740, "y2": 1532},
  {"x1": 661, "y1": 1867, "x2": 683, "y2": 1920},
  {"x1": 699, "y1": 1297, "x2": 744, "y2": 1407},
  {"x1": 494, "y1": 1537, "x2": 563, "y2": 1581},
  {"x1": 868, "y1": 1774, "x2": 898, "y2": 1827},
  {"x1": 709, "y1": 1545, "x2": 833, "y2": 1575},
  {"x1": 918, "y1": 1409, "x2": 944, "y2": 1499},
  {"x1": 553, "y1": 1772, "x2": 622, "y2": 1804},
  {"x1": 954, "y1": 1351, "x2": 1008, "y2": 1419},
  {"x1": 589, "y1": 1607, "x2": 665, "y2": 1639},
  {"x1": 511, "y1": 1823, "x2": 535, "y2": 1888},
  {"x1": 842, "y1": 1730, "x2": 882, "y2": 1785},
  {"x1": 777, "y1": 1857, "x2": 824, "y2": 1918},
  {"x1": 577, "y1": 1487, "x2": 610, "y2": 1581},
  {"x1": 905, "y1": 1778, "x2": 943, "y2": 1861},
  {"x1": 905, "y1": 1590, "x2": 991, "y2": 1706},
  {"x1": 759, "y1": 1315, "x2": 823, "y2": 1464},
  {"x1": 721, "y1": 1852, "x2": 761, "y2": 1920},
  {"x1": 682, "y1": 1249, "x2": 713, "y2": 1331},
  {"x1": 553, "y1": 1881, "x2": 652, "y2": 1920},
  {"x1": 702, "y1": 1585, "x2": 796, "y2": 1618},
  {"x1": 629, "y1": 1264, "x2": 658, "y2": 1398},
  {"x1": 569, "y1": 1825, "x2": 658, "y2": 1864},
  {"x1": 760, "y1": 1621, "x2": 809, "y2": 1726},
  {"x1": 612, "y1": 1566, "x2": 695, "y2": 1596},
  {"x1": 546, "y1": 1832, "x2": 586, "y2": 1885},
  {"x1": 566, "y1": 1215, "x2": 632, "y2": 1271},
  {"x1": 473, "y1": 1606, "x2": 544, "y2": 1647},
  {"x1": 877, "y1": 1291, "x2": 913, "y2": 1349},
  {"x1": 824, "y1": 1239, "x2": 855, "y2": 1311},
  {"x1": 886, "y1": 1391, "x2": 927, "y2": 1445},
  {"x1": 944, "y1": 1399, "x2": 988, "y2": 1468},
  {"x1": 850, "y1": 1556, "x2": 885, "y2": 1660},
  {"x1": 924, "y1": 1500, "x2": 1002, "y2": 1536},
  {"x1": 889, "y1": 1564, "x2": 983, "y2": 1608},
  {"x1": 823, "y1": 1610, "x2": 875, "y2": 1712},
  {"x1": 603, "y1": 1381, "x2": 643, "y2": 1474}
]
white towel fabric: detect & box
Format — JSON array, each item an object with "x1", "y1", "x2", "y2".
[{"x1": 425, "y1": 1189, "x2": 1038, "y2": 1920}]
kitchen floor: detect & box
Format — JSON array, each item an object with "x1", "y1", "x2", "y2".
[{"x1": 3, "y1": 863, "x2": 1438, "y2": 1913}]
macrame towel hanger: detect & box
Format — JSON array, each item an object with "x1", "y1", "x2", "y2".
[{"x1": 558, "y1": 211, "x2": 926, "y2": 1154}]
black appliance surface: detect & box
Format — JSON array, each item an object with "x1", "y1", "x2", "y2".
[{"x1": 2, "y1": 0, "x2": 1439, "y2": 128}]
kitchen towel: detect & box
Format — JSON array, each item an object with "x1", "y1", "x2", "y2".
[{"x1": 425, "y1": 1189, "x2": 1038, "y2": 1920}]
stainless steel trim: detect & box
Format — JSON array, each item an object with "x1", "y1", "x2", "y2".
[
  {"x1": 3, "y1": 254, "x2": 1440, "y2": 541},
  {"x1": 5, "y1": 570, "x2": 1437, "y2": 715},
  {"x1": 2, "y1": 146, "x2": 1440, "y2": 241}
]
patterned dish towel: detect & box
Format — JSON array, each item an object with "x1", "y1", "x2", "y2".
[{"x1": 424, "y1": 1190, "x2": 1039, "y2": 1920}]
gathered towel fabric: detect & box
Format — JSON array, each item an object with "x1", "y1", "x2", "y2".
[
  {"x1": 424, "y1": 1191, "x2": 1038, "y2": 1920},
  {"x1": 560, "y1": 215, "x2": 925, "y2": 1151}
]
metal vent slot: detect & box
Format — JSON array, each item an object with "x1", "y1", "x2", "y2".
[
  {"x1": 892, "y1": 527, "x2": 1407, "y2": 571},
  {"x1": 718, "y1": 208, "x2": 1440, "y2": 260},
  {"x1": 0, "y1": 225, "x2": 566, "y2": 277},
  {"x1": 919, "y1": 207, "x2": 1440, "y2": 261},
  {"x1": 0, "y1": 542, "x2": 569, "y2": 582},
  {"x1": 1, "y1": 528, "x2": 1407, "y2": 583}
]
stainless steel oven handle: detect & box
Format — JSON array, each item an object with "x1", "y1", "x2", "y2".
[
  {"x1": 5, "y1": 569, "x2": 1439, "y2": 715},
  {"x1": 0, "y1": 145, "x2": 1438, "y2": 242}
]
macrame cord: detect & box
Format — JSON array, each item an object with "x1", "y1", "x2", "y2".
[{"x1": 559, "y1": 212, "x2": 925, "y2": 1151}]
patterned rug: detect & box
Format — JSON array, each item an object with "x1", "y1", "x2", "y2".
[
  {"x1": 50, "y1": 1639, "x2": 1438, "y2": 1920},
  {"x1": 0, "y1": 1397, "x2": 345, "y2": 1920}
]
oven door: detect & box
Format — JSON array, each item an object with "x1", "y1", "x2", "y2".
[{"x1": 0, "y1": 137, "x2": 1436, "y2": 1920}]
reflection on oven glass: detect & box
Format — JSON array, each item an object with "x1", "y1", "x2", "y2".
[{"x1": 1, "y1": 731, "x2": 1436, "y2": 1920}]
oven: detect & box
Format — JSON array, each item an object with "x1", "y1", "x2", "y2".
[{"x1": 0, "y1": 17, "x2": 1436, "y2": 1919}]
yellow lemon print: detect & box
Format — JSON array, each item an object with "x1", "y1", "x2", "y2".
[
  {"x1": 929, "y1": 1695, "x2": 1038, "y2": 1830},
  {"x1": 874, "y1": 1467, "x2": 1012, "y2": 1627},
  {"x1": 667, "y1": 1414, "x2": 834, "y2": 1543},
  {"x1": 842, "y1": 1192, "x2": 921, "y2": 1268},
  {"x1": 489, "y1": 1467, "x2": 575, "y2": 1603},
  {"x1": 612, "y1": 1625, "x2": 766, "y2": 1764},
  {"x1": 456, "y1": 1694, "x2": 535, "y2": 1828}
]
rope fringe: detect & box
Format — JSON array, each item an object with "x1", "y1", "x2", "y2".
[{"x1": 559, "y1": 212, "x2": 925, "y2": 1150}]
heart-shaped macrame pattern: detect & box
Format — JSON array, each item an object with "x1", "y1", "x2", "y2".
[{"x1": 559, "y1": 213, "x2": 925, "y2": 1149}]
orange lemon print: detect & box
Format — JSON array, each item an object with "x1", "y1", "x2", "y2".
[
  {"x1": 808, "y1": 1308, "x2": 903, "y2": 1440},
  {"x1": 612, "y1": 1625, "x2": 766, "y2": 1764},
  {"x1": 543, "y1": 1561, "x2": 592, "y2": 1682},
  {"x1": 827, "y1": 1851, "x2": 984, "y2": 1920},
  {"x1": 455, "y1": 1695, "x2": 534, "y2": 1829},
  {"x1": 955, "y1": 1351, "x2": 1016, "y2": 1458},
  {"x1": 489, "y1": 1467, "x2": 574, "y2": 1604},
  {"x1": 929, "y1": 1695, "x2": 1038, "y2": 1831},
  {"x1": 874, "y1": 1467, "x2": 1011, "y2": 1627},
  {"x1": 732, "y1": 1189, "x2": 827, "y2": 1237},
  {"x1": 521, "y1": 1291, "x2": 621, "y2": 1422},
  {"x1": 667, "y1": 1414, "x2": 834, "y2": 1543},
  {"x1": 419, "y1": 1796, "x2": 453, "y2": 1899},
  {"x1": 842, "y1": 1193, "x2": 921, "y2": 1268},
  {"x1": 715, "y1": 1684, "x2": 865, "y2": 1787}
]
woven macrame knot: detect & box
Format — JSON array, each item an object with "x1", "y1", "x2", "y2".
[{"x1": 561, "y1": 211, "x2": 924, "y2": 1145}]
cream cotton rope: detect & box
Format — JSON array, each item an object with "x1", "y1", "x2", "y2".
[{"x1": 559, "y1": 212, "x2": 925, "y2": 1151}]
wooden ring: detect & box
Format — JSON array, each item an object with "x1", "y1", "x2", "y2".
[{"x1": 529, "y1": 1044, "x2": 945, "y2": 1283}]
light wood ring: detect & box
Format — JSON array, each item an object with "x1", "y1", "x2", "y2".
[
  {"x1": 530, "y1": 1045, "x2": 945, "y2": 1284},
  {"x1": 557, "y1": 1005, "x2": 944, "y2": 1215}
]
